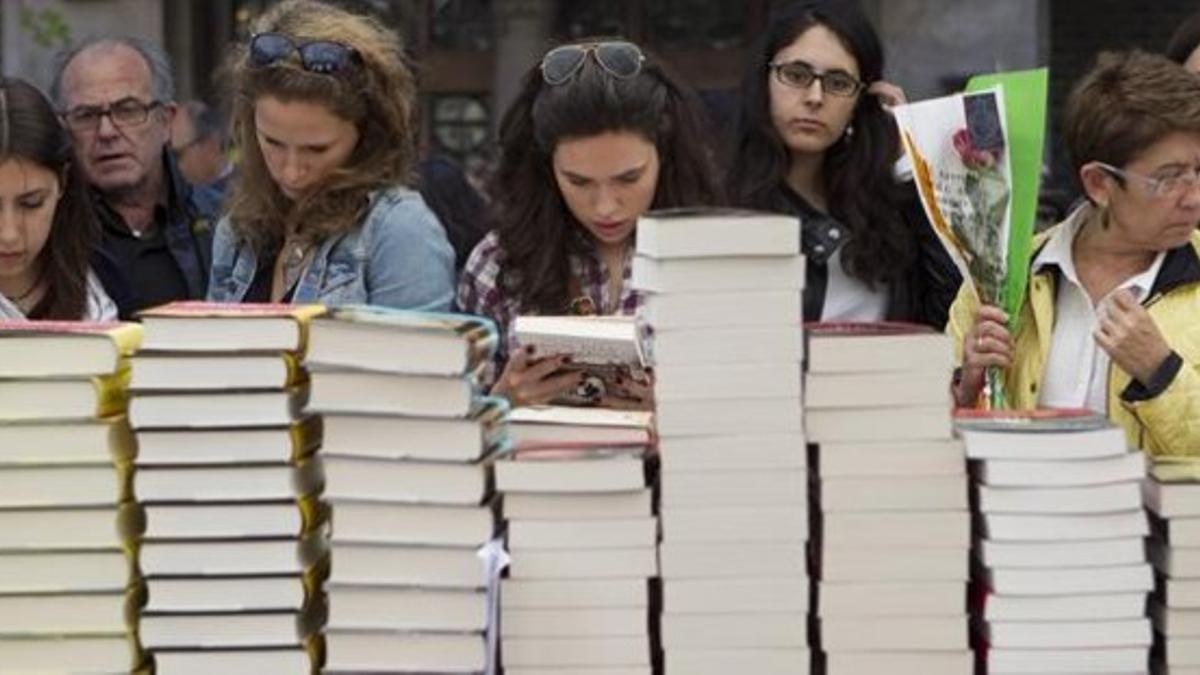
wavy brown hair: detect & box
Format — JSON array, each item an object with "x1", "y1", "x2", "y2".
[
  {"x1": 492, "y1": 40, "x2": 723, "y2": 315},
  {"x1": 224, "y1": 0, "x2": 419, "y2": 250},
  {"x1": 0, "y1": 77, "x2": 97, "y2": 319}
]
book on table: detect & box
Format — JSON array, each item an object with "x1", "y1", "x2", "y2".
[
  {"x1": 137, "y1": 301, "x2": 325, "y2": 352},
  {"x1": 0, "y1": 320, "x2": 141, "y2": 378},
  {"x1": 634, "y1": 207, "x2": 800, "y2": 259}
]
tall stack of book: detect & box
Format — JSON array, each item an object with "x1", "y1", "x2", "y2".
[
  {"x1": 127, "y1": 302, "x2": 326, "y2": 674},
  {"x1": 0, "y1": 321, "x2": 144, "y2": 672},
  {"x1": 958, "y1": 411, "x2": 1152, "y2": 674},
  {"x1": 1141, "y1": 460, "x2": 1200, "y2": 673},
  {"x1": 634, "y1": 208, "x2": 809, "y2": 674},
  {"x1": 496, "y1": 405, "x2": 657, "y2": 674},
  {"x1": 304, "y1": 306, "x2": 505, "y2": 674},
  {"x1": 805, "y1": 323, "x2": 969, "y2": 675}
]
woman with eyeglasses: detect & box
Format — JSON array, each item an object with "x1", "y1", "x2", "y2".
[
  {"x1": 207, "y1": 0, "x2": 455, "y2": 310},
  {"x1": 0, "y1": 77, "x2": 120, "y2": 321},
  {"x1": 457, "y1": 40, "x2": 722, "y2": 407},
  {"x1": 950, "y1": 50, "x2": 1200, "y2": 457},
  {"x1": 729, "y1": 0, "x2": 959, "y2": 327}
]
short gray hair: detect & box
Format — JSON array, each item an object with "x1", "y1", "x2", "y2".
[
  {"x1": 180, "y1": 99, "x2": 227, "y2": 145},
  {"x1": 50, "y1": 36, "x2": 176, "y2": 111}
]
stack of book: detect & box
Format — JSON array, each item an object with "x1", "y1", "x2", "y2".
[
  {"x1": 0, "y1": 321, "x2": 144, "y2": 672},
  {"x1": 496, "y1": 405, "x2": 657, "y2": 674},
  {"x1": 635, "y1": 208, "x2": 810, "y2": 674},
  {"x1": 304, "y1": 306, "x2": 505, "y2": 674},
  {"x1": 958, "y1": 410, "x2": 1151, "y2": 674},
  {"x1": 1143, "y1": 459, "x2": 1200, "y2": 673},
  {"x1": 805, "y1": 323, "x2": 969, "y2": 675},
  {"x1": 128, "y1": 302, "x2": 327, "y2": 674}
]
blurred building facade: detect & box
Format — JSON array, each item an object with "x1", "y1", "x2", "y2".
[{"x1": 1, "y1": 0, "x2": 1194, "y2": 192}]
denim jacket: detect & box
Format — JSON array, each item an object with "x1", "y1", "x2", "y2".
[{"x1": 208, "y1": 186, "x2": 456, "y2": 311}]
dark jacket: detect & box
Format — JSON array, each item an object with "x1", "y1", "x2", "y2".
[
  {"x1": 95, "y1": 150, "x2": 221, "y2": 316},
  {"x1": 774, "y1": 184, "x2": 962, "y2": 329}
]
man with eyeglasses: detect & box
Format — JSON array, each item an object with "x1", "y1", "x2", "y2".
[{"x1": 51, "y1": 37, "x2": 220, "y2": 314}]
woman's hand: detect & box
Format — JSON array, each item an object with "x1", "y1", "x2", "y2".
[
  {"x1": 956, "y1": 305, "x2": 1013, "y2": 406},
  {"x1": 600, "y1": 368, "x2": 656, "y2": 411},
  {"x1": 491, "y1": 347, "x2": 582, "y2": 407},
  {"x1": 1095, "y1": 289, "x2": 1172, "y2": 385},
  {"x1": 868, "y1": 80, "x2": 908, "y2": 109}
]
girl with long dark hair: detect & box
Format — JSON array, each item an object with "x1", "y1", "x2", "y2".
[
  {"x1": 728, "y1": 0, "x2": 959, "y2": 326},
  {"x1": 457, "y1": 39, "x2": 722, "y2": 406},
  {"x1": 0, "y1": 77, "x2": 116, "y2": 321}
]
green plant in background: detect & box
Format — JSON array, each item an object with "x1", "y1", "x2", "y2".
[{"x1": 18, "y1": 3, "x2": 72, "y2": 50}]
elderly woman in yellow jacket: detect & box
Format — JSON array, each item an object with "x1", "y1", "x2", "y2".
[{"x1": 948, "y1": 49, "x2": 1200, "y2": 458}]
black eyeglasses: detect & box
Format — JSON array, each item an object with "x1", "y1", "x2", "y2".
[
  {"x1": 249, "y1": 32, "x2": 360, "y2": 75},
  {"x1": 768, "y1": 59, "x2": 864, "y2": 98},
  {"x1": 540, "y1": 41, "x2": 645, "y2": 86},
  {"x1": 62, "y1": 97, "x2": 163, "y2": 133}
]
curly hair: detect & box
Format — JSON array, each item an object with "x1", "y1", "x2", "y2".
[
  {"x1": 491, "y1": 40, "x2": 723, "y2": 315},
  {"x1": 0, "y1": 77, "x2": 98, "y2": 320},
  {"x1": 728, "y1": 0, "x2": 915, "y2": 288},
  {"x1": 224, "y1": 0, "x2": 419, "y2": 250}
]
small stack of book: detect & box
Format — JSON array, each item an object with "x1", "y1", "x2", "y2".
[
  {"x1": 304, "y1": 305, "x2": 506, "y2": 674},
  {"x1": 1143, "y1": 459, "x2": 1200, "y2": 673},
  {"x1": 0, "y1": 321, "x2": 145, "y2": 672},
  {"x1": 128, "y1": 302, "x2": 327, "y2": 673},
  {"x1": 496, "y1": 405, "x2": 657, "y2": 674},
  {"x1": 635, "y1": 208, "x2": 809, "y2": 674},
  {"x1": 806, "y1": 323, "x2": 969, "y2": 675},
  {"x1": 958, "y1": 410, "x2": 1151, "y2": 674}
]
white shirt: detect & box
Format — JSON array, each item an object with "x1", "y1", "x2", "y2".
[
  {"x1": 1035, "y1": 206, "x2": 1165, "y2": 413},
  {"x1": 820, "y1": 247, "x2": 889, "y2": 322},
  {"x1": 0, "y1": 270, "x2": 118, "y2": 321}
]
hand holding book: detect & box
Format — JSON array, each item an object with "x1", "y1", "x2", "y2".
[{"x1": 491, "y1": 347, "x2": 582, "y2": 408}]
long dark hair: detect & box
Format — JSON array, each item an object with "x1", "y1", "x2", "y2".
[
  {"x1": 728, "y1": 0, "x2": 915, "y2": 286},
  {"x1": 0, "y1": 77, "x2": 97, "y2": 319},
  {"x1": 490, "y1": 40, "x2": 722, "y2": 315},
  {"x1": 1167, "y1": 9, "x2": 1200, "y2": 64}
]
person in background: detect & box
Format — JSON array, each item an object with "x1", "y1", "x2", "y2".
[
  {"x1": 457, "y1": 39, "x2": 722, "y2": 407},
  {"x1": 728, "y1": 0, "x2": 960, "y2": 327},
  {"x1": 207, "y1": 0, "x2": 455, "y2": 309},
  {"x1": 51, "y1": 36, "x2": 220, "y2": 313},
  {"x1": 0, "y1": 78, "x2": 120, "y2": 321},
  {"x1": 417, "y1": 154, "x2": 490, "y2": 273},
  {"x1": 950, "y1": 50, "x2": 1200, "y2": 458},
  {"x1": 171, "y1": 99, "x2": 234, "y2": 194},
  {"x1": 1167, "y1": 8, "x2": 1200, "y2": 73}
]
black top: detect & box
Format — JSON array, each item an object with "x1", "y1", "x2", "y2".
[
  {"x1": 778, "y1": 184, "x2": 962, "y2": 329},
  {"x1": 242, "y1": 249, "x2": 295, "y2": 304},
  {"x1": 96, "y1": 200, "x2": 189, "y2": 312}
]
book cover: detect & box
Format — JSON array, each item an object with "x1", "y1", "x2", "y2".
[{"x1": 313, "y1": 304, "x2": 499, "y2": 376}]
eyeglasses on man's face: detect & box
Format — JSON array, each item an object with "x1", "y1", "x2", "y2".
[
  {"x1": 768, "y1": 59, "x2": 864, "y2": 98},
  {"x1": 1097, "y1": 161, "x2": 1200, "y2": 200},
  {"x1": 62, "y1": 97, "x2": 163, "y2": 133}
]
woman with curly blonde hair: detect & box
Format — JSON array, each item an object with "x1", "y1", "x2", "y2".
[{"x1": 208, "y1": 0, "x2": 455, "y2": 309}]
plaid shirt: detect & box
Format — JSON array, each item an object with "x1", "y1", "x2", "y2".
[{"x1": 457, "y1": 230, "x2": 642, "y2": 386}]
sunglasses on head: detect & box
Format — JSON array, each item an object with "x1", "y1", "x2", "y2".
[
  {"x1": 540, "y1": 41, "x2": 645, "y2": 86},
  {"x1": 249, "y1": 32, "x2": 360, "y2": 75}
]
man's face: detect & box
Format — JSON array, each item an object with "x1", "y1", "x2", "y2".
[{"x1": 59, "y1": 44, "x2": 175, "y2": 196}]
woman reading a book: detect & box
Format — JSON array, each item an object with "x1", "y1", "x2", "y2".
[
  {"x1": 0, "y1": 77, "x2": 119, "y2": 321},
  {"x1": 951, "y1": 50, "x2": 1200, "y2": 458},
  {"x1": 207, "y1": 0, "x2": 456, "y2": 310},
  {"x1": 457, "y1": 40, "x2": 722, "y2": 407},
  {"x1": 728, "y1": 0, "x2": 960, "y2": 327}
]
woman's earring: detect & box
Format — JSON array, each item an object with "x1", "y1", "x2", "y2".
[{"x1": 844, "y1": 124, "x2": 855, "y2": 139}]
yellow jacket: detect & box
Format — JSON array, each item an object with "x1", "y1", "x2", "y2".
[{"x1": 946, "y1": 224, "x2": 1200, "y2": 458}]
